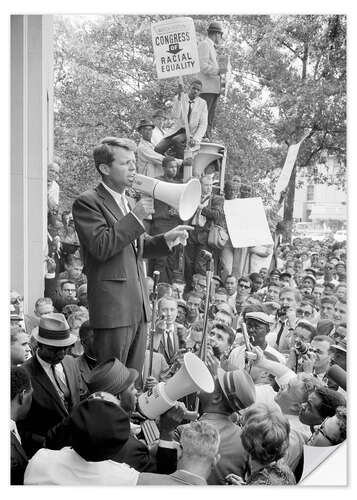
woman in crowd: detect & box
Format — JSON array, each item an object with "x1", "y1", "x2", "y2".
[{"x1": 226, "y1": 403, "x2": 295, "y2": 485}]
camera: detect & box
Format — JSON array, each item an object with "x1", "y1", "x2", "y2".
[
  {"x1": 277, "y1": 305, "x2": 288, "y2": 318},
  {"x1": 294, "y1": 339, "x2": 315, "y2": 356}
]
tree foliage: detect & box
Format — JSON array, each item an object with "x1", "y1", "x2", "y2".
[{"x1": 54, "y1": 14, "x2": 346, "y2": 212}]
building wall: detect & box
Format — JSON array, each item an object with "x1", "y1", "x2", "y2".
[
  {"x1": 11, "y1": 15, "x2": 54, "y2": 314},
  {"x1": 293, "y1": 158, "x2": 347, "y2": 222}
]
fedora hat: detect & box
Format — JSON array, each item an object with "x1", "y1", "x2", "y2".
[
  {"x1": 86, "y1": 357, "x2": 138, "y2": 395},
  {"x1": 136, "y1": 118, "x2": 155, "y2": 131},
  {"x1": 207, "y1": 21, "x2": 224, "y2": 34},
  {"x1": 217, "y1": 368, "x2": 256, "y2": 412},
  {"x1": 70, "y1": 393, "x2": 130, "y2": 462},
  {"x1": 32, "y1": 313, "x2": 76, "y2": 347}
]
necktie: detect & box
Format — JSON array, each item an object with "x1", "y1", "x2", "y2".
[
  {"x1": 120, "y1": 195, "x2": 129, "y2": 215},
  {"x1": 51, "y1": 364, "x2": 70, "y2": 402},
  {"x1": 166, "y1": 330, "x2": 175, "y2": 359},
  {"x1": 187, "y1": 101, "x2": 193, "y2": 123}
]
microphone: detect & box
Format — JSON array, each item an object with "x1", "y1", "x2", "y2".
[
  {"x1": 200, "y1": 249, "x2": 213, "y2": 260},
  {"x1": 327, "y1": 364, "x2": 346, "y2": 391}
]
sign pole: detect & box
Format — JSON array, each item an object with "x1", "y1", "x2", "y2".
[{"x1": 178, "y1": 75, "x2": 193, "y2": 181}]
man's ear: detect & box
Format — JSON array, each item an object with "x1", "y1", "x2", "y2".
[
  {"x1": 213, "y1": 453, "x2": 221, "y2": 466},
  {"x1": 98, "y1": 163, "x2": 110, "y2": 177},
  {"x1": 18, "y1": 390, "x2": 25, "y2": 406}
]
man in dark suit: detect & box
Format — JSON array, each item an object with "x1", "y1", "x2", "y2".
[
  {"x1": 11, "y1": 366, "x2": 33, "y2": 485},
  {"x1": 72, "y1": 137, "x2": 192, "y2": 372},
  {"x1": 184, "y1": 174, "x2": 224, "y2": 281},
  {"x1": 18, "y1": 313, "x2": 82, "y2": 458}
]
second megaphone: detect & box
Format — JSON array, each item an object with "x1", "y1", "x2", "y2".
[
  {"x1": 137, "y1": 352, "x2": 214, "y2": 420},
  {"x1": 132, "y1": 174, "x2": 201, "y2": 221}
]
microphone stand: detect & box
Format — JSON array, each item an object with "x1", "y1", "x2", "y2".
[
  {"x1": 148, "y1": 271, "x2": 160, "y2": 377},
  {"x1": 194, "y1": 253, "x2": 214, "y2": 412}
]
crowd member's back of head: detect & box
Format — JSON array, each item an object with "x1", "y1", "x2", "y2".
[
  {"x1": 241, "y1": 403, "x2": 291, "y2": 467},
  {"x1": 179, "y1": 421, "x2": 220, "y2": 474}
]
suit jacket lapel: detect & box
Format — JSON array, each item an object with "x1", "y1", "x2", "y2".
[
  {"x1": 96, "y1": 183, "x2": 125, "y2": 221},
  {"x1": 62, "y1": 356, "x2": 77, "y2": 405},
  {"x1": 32, "y1": 357, "x2": 68, "y2": 415},
  {"x1": 11, "y1": 432, "x2": 28, "y2": 461}
]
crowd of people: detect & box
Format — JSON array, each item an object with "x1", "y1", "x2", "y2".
[
  {"x1": 10, "y1": 178, "x2": 348, "y2": 486},
  {"x1": 10, "y1": 20, "x2": 347, "y2": 487}
]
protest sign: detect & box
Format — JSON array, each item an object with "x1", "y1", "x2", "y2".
[
  {"x1": 224, "y1": 198, "x2": 273, "y2": 248},
  {"x1": 274, "y1": 131, "x2": 310, "y2": 200},
  {"x1": 151, "y1": 17, "x2": 200, "y2": 79}
]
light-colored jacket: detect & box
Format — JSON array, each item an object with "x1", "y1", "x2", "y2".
[
  {"x1": 196, "y1": 37, "x2": 220, "y2": 94},
  {"x1": 164, "y1": 93, "x2": 208, "y2": 143}
]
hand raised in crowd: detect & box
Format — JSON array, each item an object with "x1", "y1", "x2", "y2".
[
  {"x1": 206, "y1": 345, "x2": 220, "y2": 376},
  {"x1": 182, "y1": 157, "x2": 192, "y2": 167},
  {"x1": 159, "y1": 402, "x2": 186, "y2": 439},
  {"x1": 164, "y1": 225, "x2": 193, "y2": 248},
  {"x1": 225, "y1": 473, "x2": 246, "y2": 485},
  {"x1": 300, "y1": 349, "x2": 318, "y2": 374},
  {"x1": 132, "y1": 198, "x2": 155, "y2": 221},
  {"x1": 144, "y1": 376, "x2": 158, "y2": 391},
  {"x1": 45, "y1": 256, "x2": 56, "y2": 274}
]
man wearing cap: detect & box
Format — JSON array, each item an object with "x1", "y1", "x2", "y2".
[
  {"x1": 136, "y1": 119, "x2": 189, "y2": 179},
  {"x1": 196, "y1": 21, "x2": 227, "y2": 138},
  {"x1": 174, "y1": 369, "x2": 255, "y2": 485},
  {"x1": 228, "y1": 311, "x2": 286, "y2": 370},
  {"x1": 73, "y1": 137, "x2": 193, "y2": 373},
  {"x1": 154, "y1": 80, "x2": 208, "y2": 157},
  {"x1": 18, "y1": 313, "x2": 82, "y2": 458}
]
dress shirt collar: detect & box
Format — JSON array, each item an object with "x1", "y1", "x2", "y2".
[
  {"x1": 10, "y1": 419, "x2": 22, "y2": 444},
  {"x1": 101, "y1": 181, "x2": 128, "y2": 206}
]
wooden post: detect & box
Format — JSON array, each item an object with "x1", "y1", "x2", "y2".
[{"x1": 178, "y1": 76, "x2": 193, "y2": 181}]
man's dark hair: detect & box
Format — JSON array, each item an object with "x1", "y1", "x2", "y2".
[
  {"x1": 210, "y1": 322, "x2": 235, "y2": 346},
  {"x1": 79, "y1": 320, "x2": 94, "y2": 341},
  {"x1": 93, "y1": 137, "x2": 136, "y2": 176},
  {"x1": 249, "y1": 273, "x2": 262, "y2": 283},
  {"x1": 162, "y1": 156, "x2": 177, "y2": 169},
  {"x1": 186, "y1": 291, "x2": 204, "y2": 301},
  {"x1": 313, "y1": 386, "x2": 346, "y2": 420},
  {"x1": 324, "y1": 282, "x2": 336, "y2": 291},
  {"x1": 238, "y1": 276, "x2": 252, "y2": 287},
  {"x1": 190, "y1": 79, "x2": 202, "y2": 87},
  {"x1": 60, "y1": 280, "x2": 76, "y2": 290},
  {"x1": 11, "y1": 366, "x2": 31, "y2": 401},
  {"x1": 321, "y1": 295, "x2": 337, "y2": 306},
  {"x1": 296, "y1": 320, "x2": 316, "y2": 340}
]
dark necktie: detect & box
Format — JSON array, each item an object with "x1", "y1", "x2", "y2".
[
  {"x1": 187, "y1": 101, "x2": 193, "y2": 123},
  {"x1": 166, "y1": 331, "x2": 175, "y2": 360},
  {"x1": 51, "y1": 364, "x2": 70, "y2": 403}
]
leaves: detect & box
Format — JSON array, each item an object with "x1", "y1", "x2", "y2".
[{"x1": 53, "y1": 14, "x2": 346, "y2": 213}]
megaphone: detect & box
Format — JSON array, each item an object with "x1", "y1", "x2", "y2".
[
  {"x1": 192, "y1": 142, "x2": 225, "y2": 178},
  {"x1": 132, "y1": 174, "x2": 201, "y2": 221},
  {"x1": 137, "y1": 352, "x2": 214, "y2": 420}
]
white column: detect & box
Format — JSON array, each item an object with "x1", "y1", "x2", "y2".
[{"x1": 11, "y1": 15, "x2": 54, "y2": 314}]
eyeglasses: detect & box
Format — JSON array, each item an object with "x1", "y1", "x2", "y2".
[
  {"x1": 314, "y1": 419, "x2": 337, "y2": 445},
  {"x1": 296, "y1": 309, "x2": 312, "y2": 317}
]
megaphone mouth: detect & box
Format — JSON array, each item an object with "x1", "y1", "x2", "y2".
[
  {"x1": 177, "y1": 178, "x2": 201, "y2": 220},
  {"x1": 183, "y1": 352, "x2": 215, "y2": 394}
]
